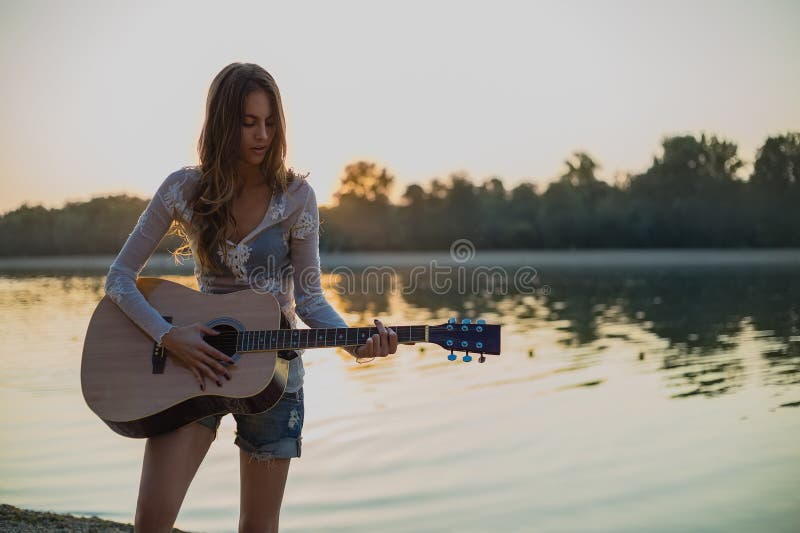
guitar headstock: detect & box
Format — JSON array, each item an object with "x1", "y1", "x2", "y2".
[{"x1": 429, "y1": 318, "x2": 501, "y2": 363}]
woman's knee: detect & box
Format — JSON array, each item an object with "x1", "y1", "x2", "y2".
[{"x1": 239, "y1": 513, "x2": 280, "y2": 533}]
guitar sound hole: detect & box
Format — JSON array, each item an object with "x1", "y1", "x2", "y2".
[{"x1": 202, "y1": 324, "x2": 239, "y2": 357}]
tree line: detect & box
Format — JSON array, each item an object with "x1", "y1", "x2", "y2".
[
  {"x1": 1, "y1": 132, "x2": 797, "y2": 256},
  {"x1": 322, "y1": 132, "x2": 799, "y2": 250}
]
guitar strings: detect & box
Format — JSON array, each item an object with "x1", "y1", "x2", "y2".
[
  {"x1": 202, "y1": 328, "x2": 427, "y2": 339},
  {"x1": 194, "y1": 328, "x2": 428, "y2": 351}
]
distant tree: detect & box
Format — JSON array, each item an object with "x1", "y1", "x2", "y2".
[
  {"x1": 558, "y1": 151, "x2": 601, "y2": 187},
  {"x1": 401, "y1": 184, "x2": 426, "y2": 207},
  {"x1": 629, "y1": 134, "x2": 743, "y2": 197},
  {"x1": 747, "y1": 133, "x2": 800, "y2": 245},
  {"x1": 626, "y1": 134, "x2": 745, "y2": 246},
  {"x1": 333, "y1": 161, "x2": 395, "y2": 205},
  {"x1": 324, "y1": 161, "x2": 398, "y2": 250},
  {"x1": 477, "y1": 176, "x2": 511, "y2": 247},
  {"x1": 539, "y1": 151, "x2": 614, "y2": 247},
  {"x1": 750, "y1": 133, "x2": 800, "y2": 193},
  {"x1": 507, "y1": 182, "x2": 540, "y2": 246}
]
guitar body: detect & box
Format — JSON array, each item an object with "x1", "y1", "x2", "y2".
[
  {"x1": 82, "y1": 276, "x2": 502, "y2": 439},
  {"x1": 81, "y1": 277, "x2": 290, "y2": 438}
]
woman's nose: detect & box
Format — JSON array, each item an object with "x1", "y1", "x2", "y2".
[{"x1": 256, "y1": 124, "x2": 268, "y2": 140}]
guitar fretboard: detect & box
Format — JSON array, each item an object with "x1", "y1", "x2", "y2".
[{"x1": 235, "y1": 326, "x2": 428, "y2": 352}]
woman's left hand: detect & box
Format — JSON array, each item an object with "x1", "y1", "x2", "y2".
[{"x1": 353, "y1": 319, "x2": 398, "y2": 358}]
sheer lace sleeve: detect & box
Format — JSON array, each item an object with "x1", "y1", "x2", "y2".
[
  {"x1": 104, "y1": 168, "x2": 191, "y2": 344},
  {"x1": 289, "y1": 182, "x2": 358, "y2": 356}
]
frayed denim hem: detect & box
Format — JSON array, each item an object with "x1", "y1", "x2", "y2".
[{"x1": 235, "y1": 435, "x2": 302, "y2": 464}]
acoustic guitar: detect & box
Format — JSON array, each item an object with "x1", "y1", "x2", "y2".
[{"x1": 81, "y1": 277, "x2": 502, "y2": 438}]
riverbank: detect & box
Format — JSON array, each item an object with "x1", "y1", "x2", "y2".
[
  {"x1": 1, "y1": 248, "x2": 799, "y2": 273},
  {"x1": 0, "y1": 504, "x2": 192, "y2": 532}
]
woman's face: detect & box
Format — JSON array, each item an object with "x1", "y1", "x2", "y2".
[{"x1": 239, "y1": 89, "x2": 275, "y2": 167}]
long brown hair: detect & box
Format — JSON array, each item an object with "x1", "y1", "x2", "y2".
[{"x1": 172, "y1": 62, "x2": 297, "y2": 274}]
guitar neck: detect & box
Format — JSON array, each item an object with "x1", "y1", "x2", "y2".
[{"x1": 234, "y1": 325, "x2": 428, "y2": 353}]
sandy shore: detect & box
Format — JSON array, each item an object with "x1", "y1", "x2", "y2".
[{"x1": 0, "y1": 504, "x2": 193, "y2": 532}]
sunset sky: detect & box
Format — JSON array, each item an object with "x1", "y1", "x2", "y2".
[{"x1": 1, "y1": 0, "x2": 798, "y2": 214}]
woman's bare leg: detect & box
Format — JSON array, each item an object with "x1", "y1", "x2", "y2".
[
  {"x1": 134, "y1": 422, "x2": 216, "y2": 532},
  {"x1": 238, "y1": 451, "x2": 291, "y2": 533}
]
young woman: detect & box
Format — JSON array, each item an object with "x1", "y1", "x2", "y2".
[{"x1": 104, "y1": 62, "x2": 399, "y2": 532}]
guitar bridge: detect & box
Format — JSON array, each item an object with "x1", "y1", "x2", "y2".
[{"x1": 152, "y1": 315, "x2": 173, "y2": 374}]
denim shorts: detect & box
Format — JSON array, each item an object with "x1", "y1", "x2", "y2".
[{"x1": 195, "y1": 387, "x2": 304, "y2": 460}]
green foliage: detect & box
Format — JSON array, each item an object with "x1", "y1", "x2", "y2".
[
  {"x1": 1, "y1": 132, "x2": 797, "y2": 256},
  {"x1": 318, "y1": 134, "x2": 798, "y2": 250},
  {"x1": 0, "y1": 194, "x2": 182, "y2": 256}
]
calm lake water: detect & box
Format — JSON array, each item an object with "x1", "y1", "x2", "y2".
[{"x1": 1, "y1": 250, "x2": 798, "y2": 532}]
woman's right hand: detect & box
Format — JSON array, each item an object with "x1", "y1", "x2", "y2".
[{"x1": 160, "y1": 323, "x2": 235, "y2": 391}]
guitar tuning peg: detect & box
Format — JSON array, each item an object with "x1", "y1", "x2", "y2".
[
  {"x1": 448, "y1": 317, "x2": 457, "y2": 324},
  {"x1": 447, "y1": 350, "x2": 457, "y2": 361},
  {"x1": 461, "y1": 318, "x2": 471, "y2": 324},
  {"x1": 463, "y1": 352, "x2": 473, "y2": 362},
  {"x1": 479, "y1": 353, "x2": 486, "y2": 363},
  {"x1": 477, "y1": 319, "x2": 486, "y2": 325}
]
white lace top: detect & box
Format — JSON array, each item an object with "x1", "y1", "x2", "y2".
[{"x1": 105, "y1": 165, "x2": 353, "y2": 393}]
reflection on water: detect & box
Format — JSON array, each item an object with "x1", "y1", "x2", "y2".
[{"x1": 0, "y1": 252, "x2": 799, "y2": 532}]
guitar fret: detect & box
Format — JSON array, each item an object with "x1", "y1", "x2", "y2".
[{"x1": 327, "y1": 328, "x2": 335, "y2": 347}]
